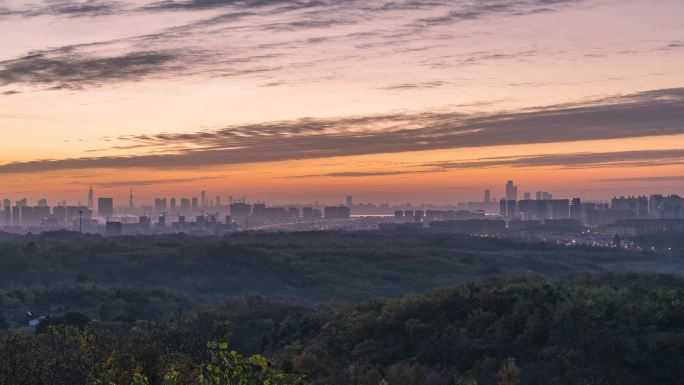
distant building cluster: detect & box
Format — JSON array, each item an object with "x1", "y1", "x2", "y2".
[
  {"x1": 1, "y1": 181, "x2": 684, "y2": 240},
  {"x1": 0, "y1": 188, "x2": 354, "y2": 236}
]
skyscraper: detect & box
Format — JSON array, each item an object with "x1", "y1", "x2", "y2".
[
  {"x1": 346, "y1": 195, "x2": 353, "y2": 207},
  {"x1": 571, "y1": 198, "x2": 581, "y2": 220},
  {"x1": 201, "y1": 191, "x2": 206, "y2": 207},
  {"x1": 154, "y1": 198, "x2": 167, "y2": 212},
  {"x1": 3, "y1": 200, "x2": 10, "y2": 225},
  {"x1": 88, "y1": 186, "x2": 94, "y2": 209},
  {"x1": 505, "y1": 180, "x2": 518, "y2": 202},
  {"x1": 180, "y1": 198, "x2": 190, "y2": 212},
  {"x1": 98, "y1": 197, "x2": 114, "y2": 218},
  {"x1": 523, "y1": 192, "x2": 531, "y2": 200},
  {"x1": 484, "y1": 190, "x2": 491, "y2": 203}
]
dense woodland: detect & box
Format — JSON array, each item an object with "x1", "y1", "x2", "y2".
[
  {"x1": 2, "y1": 274, "x2": 684, "y2": 385},
  {"x1": 1, "y1": 231, "x2": 683, "y2": 384}
]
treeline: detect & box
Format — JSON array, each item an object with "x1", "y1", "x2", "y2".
[
  {"x1": 634, "y1": 232, "x2": 684, "y2": 251},
  {"x1": 3, "y1": 230, "x2": 680, "y2": 327},
  {"x1": 2, "y1": 274, "x2": 684, "y2": 385}
]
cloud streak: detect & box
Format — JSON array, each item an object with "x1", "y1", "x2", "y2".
[
  {"x1": 0, "y1": 48, "x2": 189, "y2": 89},
  {"x1": 423, "y1": 149, "x2": 684, "y2": 170},
  {"x1": 600, "y1": 175, "x2": 684, "y2": 183},
  {"x1": 1, "y1": 87, "x2": 684, "y2": 174},
  {"x1": 1, "y1": 0, "x2": 125, "y2": 17},
  {"x1": 288, "y1": 149, "x2": 684, "y2": 179},
  {"x1": 286, "y1": 169, "x2": 446, "y2": 178},
  {"x1": 0, "y1": 0, "x2": 594, "y2": 91},
  {"x1": 71, "y1": 175, "x2": 227, "y2": 188}
]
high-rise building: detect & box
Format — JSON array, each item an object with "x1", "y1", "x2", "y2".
[
  {"x1": 571, "y1": 198, "x2": 581, "y2": 220},
  {"x1": 180, "y1": 198, "x2": 191, "y2": 212},
  {"x1": 612, "y1": 196, "x2": 648, "y2": 219},
  {"x1": 230, "y1": 202, "x2": 252, "y2": 218},
  {"x1": 2, "y1": 200, "x2": 10, "y2": 226},
  {"x1": 535, "y1": 191, "x2": 542, "y2": 200},
  {"x1": 12, "y1": 206, "x2": 20, "y2": 225},
  {"x1": 303, "y1": 207, "x2": 321, "y2": 220},
  {"x1": 170, "y1": 198, "x2": 177, "y2": 211},
  {"x1": 523, "y1": 192, "x2": 531, "y2": 200},
  {"x1": 545, "y1": 199, "x2": 570, "y2": 219},
  {"x1": 346, "y1": 195, "x2": 353, "y2": 208},
  {"x1": 52, "y1": 206, "x2": 66, "y2": 220},
  {"x1": 34, "y1": 205, "x2": 50, "y2": 221},
  {"x1": 154, "y1": 198, "x2": 167, "y2": 212},
  {"x1": 88, "y1": 186, "x2": 94, "y2": 209},
  {"x1": 192, "y1": 197, "x2": 199, "y2": 211},
  {"x1": 98, "y1": 197, "x2": 114, "y2": 218},
  {"x1": 324, "y1": 206, "x2": 351, "y2": 220},
  {"x1": 216, "y1": 196, "x2": 221, "y2": 207},
  {"x1": 484, "y1": 190, "x2": 491, "y2": 203},
  {"x1": 648, "y1": 194, "x2": 684, "y2": 219},
  {"x1": 37, "y1": 199, "x2": 48, "y2": 207},
  {"x1": 505, "y1": 180, "x2": 518, "y2": 202},
  {"x1": 507, "y1": 200, "x2": 517, "y2": 218},
  {"x1": 201, "y1": 191, "x2": 206, "y2": 207}
]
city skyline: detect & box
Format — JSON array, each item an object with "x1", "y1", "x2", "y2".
[
  {"x1": 2, "y1": 0, "x2": 684, "y2": 202},
  {"x1": 2, "y1": 178, "x2": 684, "y2": 208},
  {"x1": 1, "y1": 179, "x2": 681, "y2": 213},
  {"x1": 2, "y1": 179, "x2": 683, "y2": 239}
]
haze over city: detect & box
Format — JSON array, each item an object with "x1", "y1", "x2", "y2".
[{"x1": 2, "y1": 0, "x2": 684, "y2": 204}]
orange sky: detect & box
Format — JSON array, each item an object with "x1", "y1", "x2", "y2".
[{"x1": 1, "y1": 0, "x2": 684, "y2": 205}]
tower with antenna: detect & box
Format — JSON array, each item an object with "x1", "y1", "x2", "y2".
[{"x1": 129, "y1": 187, "x2": 134, "y2": 210}]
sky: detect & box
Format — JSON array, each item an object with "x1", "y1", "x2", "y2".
[{"x1": 1, "y1": 0, "x2": 683, "y2": 205}]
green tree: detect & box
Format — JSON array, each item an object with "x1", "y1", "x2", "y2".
[
  {"x1": 163, "y1": 371, "x2": 181, "y2": 385},
  {"x1": 199, "y1": 342, "x2": 304, "y2": 385},
  {"x1": 130, "y1": 373, "x2": 149, "y2": 385}
]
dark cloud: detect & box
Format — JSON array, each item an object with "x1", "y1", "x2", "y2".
[
  {"x1": 378, "y1": 80, "x2": 447, "y2": 90},
  {"x1": 0, "y1": 0, "x2": 320, "y2": 18},
  {"x1": 417, "y1": 0, "x2": 580, "y2": 26},
  {"x1": 291, "y1": 149, "x2": 684, "y2": 179},
  {"x1": 660, "y1": 41, "x2": 684, "y2": 51},
  {"x1": 287, "y1": 169, "x2": 446, "y2": 178},
  {"x1": 141, "y1": 0, "x2": 323, "y2": 12},
  {"x1": 1, "y1": 90, "x2": 19, "y2": 95},
  {"x1": 423, "y1": 149, "x2": 684, "y2": 170},
  {"x1": 75, "y1": 176, "x2": 226, "y2": 188},
  {"x1": 0, "y1": 48, "x2": 188, "y2": 89},
  {"x1": 1, "y1": 87, "x2": 684, "y2": 174},
  {"x1": 6, "y1": 0, "x2": 124, "y2": 18},
  {"x1": 600, "y1": 175, "x2": 684, "y2": 183}
]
